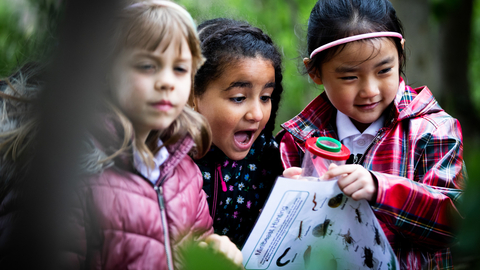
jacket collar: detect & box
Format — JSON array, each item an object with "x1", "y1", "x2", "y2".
[
  {"x1": 159, "y1": 135, "x2": 194, "y2": 180},
  {"x1": 81, "y1": 112, "x2": 194, "y2": 180},
  {"x1": 281, "y1": 78, "x2": 443, "y2": 142}
]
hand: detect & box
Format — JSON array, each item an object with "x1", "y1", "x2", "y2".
[
  {"x1": 282, "y1": 167, "x2": 303, "y2": 179},
  {"x1": 199, "y1": 234, "x2": 244, "y2": 269},
  {"x1": 322, "y1": 163, "x2": 378, "y2": 202}
]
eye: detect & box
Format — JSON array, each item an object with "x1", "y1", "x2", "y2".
[
  {"x1": 378, "y1": 67, "x2": 392, "y2": 74},
  {"x1": 174, "y1": 65, "x2": 189, "y2": 74},
  {"x1": 136, "y1": 63, "x2": 156, "y2": 72},
  {"x1": 260, "y1": 95, "x2": 272, "y2": 103},
  {"x1": 340, "y1": 76, "x2": 357, "y2": 81},
  {"x1": 229, "y1": 96, "x2": 246, "y2": 103}
]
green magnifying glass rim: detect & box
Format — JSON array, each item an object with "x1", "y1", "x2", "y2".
[{"x1": 315, "y1": 137, "x2": 341, "y2": 153}]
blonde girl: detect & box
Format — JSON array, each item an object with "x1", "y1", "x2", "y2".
[{"x1": 0, "y1": 1, "x2": 242, "y2": 269}]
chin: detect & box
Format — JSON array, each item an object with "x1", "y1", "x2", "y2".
[{"x1": 225, "y1": 150, "x2": 249, "y2": 161}]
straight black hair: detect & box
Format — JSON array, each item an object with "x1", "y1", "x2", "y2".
[{"x1": 305, "y1": 0, "x2": 405, "y2": 77}]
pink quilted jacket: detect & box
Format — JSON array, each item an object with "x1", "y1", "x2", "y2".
[{"x1": 69, "y1": 136, "x2": 213, "y2": 269}]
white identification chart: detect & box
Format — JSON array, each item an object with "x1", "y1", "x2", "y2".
[{"x1": 241, "y1": 177, "x2": 399, "y2": 270}]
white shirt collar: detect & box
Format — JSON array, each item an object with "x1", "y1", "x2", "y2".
[
  {"x1": 133, "y1": 139, "x2": 170, "y2": 184},
  {"x1": 336, "y1": 110, "x2": 385, "y2": 141}
]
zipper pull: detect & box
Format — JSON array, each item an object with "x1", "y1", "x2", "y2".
[
  {"x1": 154, "y1": 186, "x2": 165, "y2": 210},
  {"x1": 353, "y1": 154, "x2": 359, "y2": 164},
  {"x1": 216, "y1": 164, "x2": 227, "y2": 192}
]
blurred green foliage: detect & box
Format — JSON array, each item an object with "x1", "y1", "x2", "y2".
[
  {"x1": 182, "y1": 241, "x2": 244, "y2": 270},
  {"x1": 471, "y1": 0, "x2": 480, "y2": 112},
  {"x1": 0, "y1": 1, "x2": 32, "y2": 76},
  {"x1": 0, "y1": 0, "x2": 63, "y2": 77}
]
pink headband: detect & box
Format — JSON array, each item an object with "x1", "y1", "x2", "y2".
[
  {"x1": 309, "y1": 32, "x2": 403, "y2": 59},
  {"x1": 126, "y1": 0, "x2": 196, "y2": 28}
]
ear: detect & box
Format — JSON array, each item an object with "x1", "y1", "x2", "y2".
[
  {"x1": 401, "y1": 38, "x2": 405, "y2": 50},
  {"x1": 187, "y1": 90, "x2": 196, "y2": 110},
  {"x1": 303, "y1": 58, "x2": 323, "y2": 85},
  {"x1": 191, "y1": 96, "x2": 199, "y2": 112}
]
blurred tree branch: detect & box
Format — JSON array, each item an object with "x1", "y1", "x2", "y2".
[{"x1": 437, "y1": 0, "x2": 480, "y2": 138}]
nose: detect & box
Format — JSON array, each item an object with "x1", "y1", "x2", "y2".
[
  {"x1": 155, "y1": 69, "x2": 175, "y2": 91},
  {"x1": 359, "y1": 79, "x2": 380, "y2": 98},
  {"x1": 245, "y1": 101, "x2": 264, "y2": 123}
]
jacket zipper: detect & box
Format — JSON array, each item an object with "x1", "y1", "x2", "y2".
[
  {"x1": 353, "y1": 125, "x2": 389, "y2": 165},
  {"x1": 154, "y1": 184, "x2": 174, "y2": 270}
]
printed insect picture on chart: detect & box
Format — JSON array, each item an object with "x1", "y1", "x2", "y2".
[{"x1": 242, "y1": 177, "x2": 399, "y2": 270}]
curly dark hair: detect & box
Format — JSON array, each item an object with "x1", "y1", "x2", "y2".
[{"x1": 193, "y1": 18, "x2": 284, "y2": 139}]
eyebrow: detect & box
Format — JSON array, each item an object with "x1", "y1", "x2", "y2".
[
  {"x1": 224, "y1": 81, "x2": 275, "y2": 91},
  {"x1": 265, "y1": 82, "x2": 276, "y2": 89},
  {"x1": 132, "y1": 51, "x2": 191, "y2": 62},
  {"x1": 334, "y1": 56, "x2": 395, "y2": 73}
]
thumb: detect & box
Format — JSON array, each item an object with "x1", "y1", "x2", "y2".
[{"x1": 283, "y1": 167, "x2": 303, "y2": 179}]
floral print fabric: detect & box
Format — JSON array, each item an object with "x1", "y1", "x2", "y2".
[{"x1": 195, "y1": 133, "x2": 282, "y2": 248}]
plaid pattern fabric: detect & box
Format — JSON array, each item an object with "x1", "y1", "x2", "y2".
[{"x1": 277, "y1": 81, "x2": 466, "y2": 270}]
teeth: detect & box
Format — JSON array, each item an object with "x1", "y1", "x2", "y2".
[
  {"x1": 243, "y1": 132, "x2": 251, "y2": 143},
  {"x1": 234, "y1": 131, "x2": 252, "y2": 145}
]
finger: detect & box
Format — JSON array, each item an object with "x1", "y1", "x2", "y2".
[
  {"x1": 339, "y1": 179, "x2": 362, "y2": 198},
  {"x1": 350, "y1": 181, "x2": 377, "y2": 201},
  {"x1": 224, "y1": 241, "x2": 237, "y2": 261},
  {"x1": 338, "y1": 171, "x2": 376, "y2": 201},
  {"x1": 323, "y1": 164, "x2": 354, "y2": 180},
  {"x1": 233, "y1": 251, "x2": 244, "y2": 267},
  {"x1": 209, "y1": 235, "x2": 240, "y2": 261},
  {"x1": 283, "y1": 167, "x2": 302, "y2": 179},
  {"x1": 336, "y1": 168, "x2": 361, "y2": 190},
  {"x1": 321, "y1": 163, "x2": 338, "y2": 180},
  {"x1": 205, "y1": 234, "x2": 222, "y2": 251}
]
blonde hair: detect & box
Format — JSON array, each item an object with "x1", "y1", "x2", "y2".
[
  {"x1": 0, "y1": 63, "x2": 42, "y2": 199},
  {"x1": 103, "y1": 0, "x2": 211, "y2": 168},
  {"x1": 0, "y1": 64, "x2": 41, "y2": 162}
]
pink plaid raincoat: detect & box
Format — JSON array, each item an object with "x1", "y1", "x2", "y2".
[{"x1": 277, "y1": 79, "x2": 466, "y2": 269}]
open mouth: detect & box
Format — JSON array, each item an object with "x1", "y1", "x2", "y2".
[
  {"x1": 234, "y1": 131, "x2": 253, "y2": 145},
  {"x1": 232, "y1": 130, "x2": 257, "y2": 152}
]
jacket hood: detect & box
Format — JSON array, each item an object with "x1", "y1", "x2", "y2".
[
  {"x1": 281, "y1": 78, "x2": 444, "y2": 142},
  {"x1": 393, "y1": 79, "x2": 443, "y2": 121}
]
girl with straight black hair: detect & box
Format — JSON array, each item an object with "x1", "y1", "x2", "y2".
[{"x1": 279, "y1": 0, "x2": 465, "y2": 269}]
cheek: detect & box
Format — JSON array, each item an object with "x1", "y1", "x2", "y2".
[
  {"x1": 387, "y1": 80, "x2": 399, "y2": 98},
  {"x1": 325, "y1": 84, "x2": 353, "y2": 103},
  {"x1": 180, "y1": 79, "x2": 192, "y2": 103},
  {"x1": 260, "y1": 103, "x2": 272, "y2": 127},
  {"x1": 178, "y1": 88, "x2": 190, "y2": 109},
  {"x1": 112, "y1": 71, "x2": 135, "y2": 98},
  {"x1": 112, "y1": 84, "x2": 133, "y2": 111},
  {"x1": 117, "y1": 82, "x2": 142, "y2": 110},
  {"x1": 198, "y1": 104, "x2": 240, "y2": 140},
  {"x1": 207, "y1": 110, "x2": 238, "y2": 135}
]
